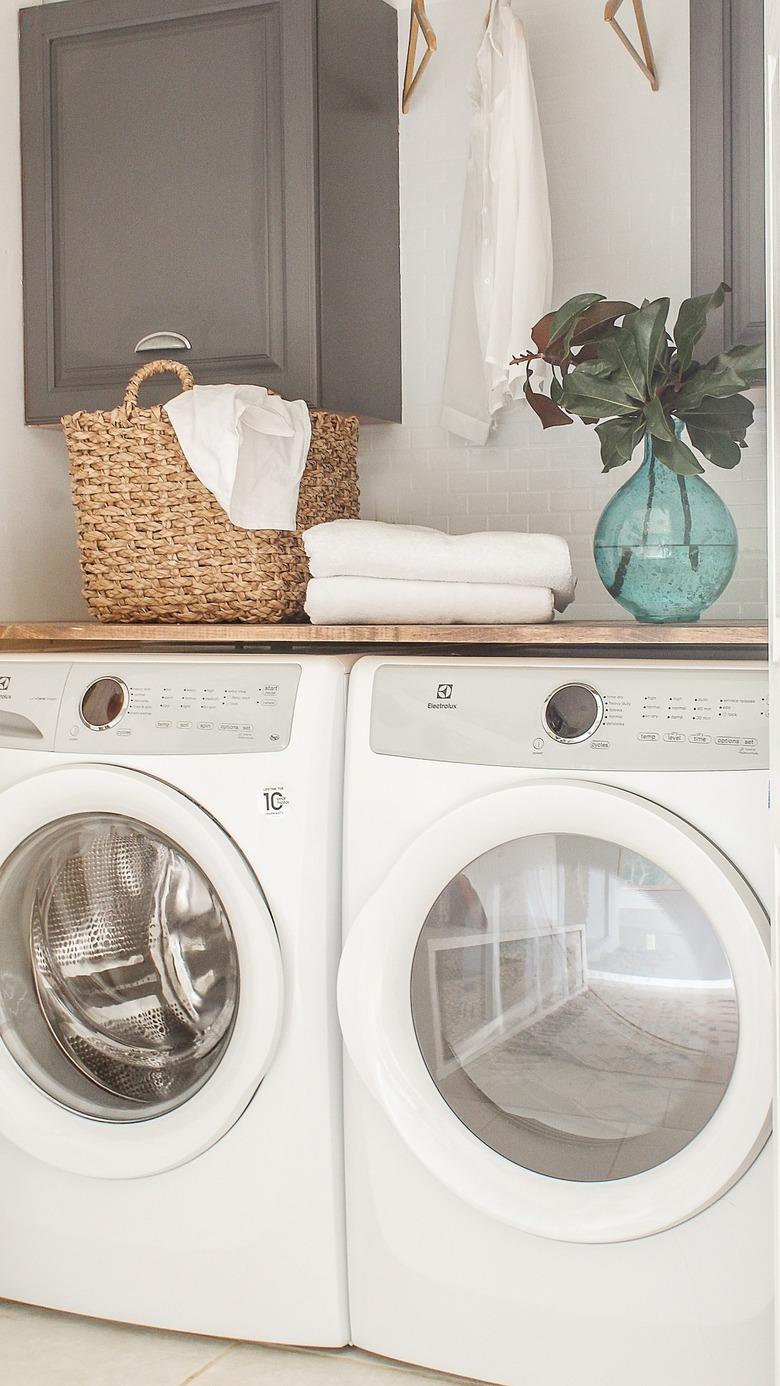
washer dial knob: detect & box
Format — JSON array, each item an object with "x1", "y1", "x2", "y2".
[
  {"x1": 543, "y1": 683, "x2": 604, "y2": 744},
  {"x1": 80, "y1": 677, "x2": 128, "y2": 730}
]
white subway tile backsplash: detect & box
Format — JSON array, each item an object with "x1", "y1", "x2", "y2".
[
  {"x1": 488, "y1": 470, "x2": 529, "y2": 492},
  {"x1": 547, "y1": 491, "x2": 600, "y2": 514},
  {"x1": 450, "y1": 515, "x2": 490, "y2": 533},
  {"x1": 570, "y1": 512, "x2": 601, "y2": 535},
  {"x1": 468, "y1": 494, "x2": 508, "y2": 515},
  {"x1": 449, "y1": 470, "x2": 489, "y2": 493}
]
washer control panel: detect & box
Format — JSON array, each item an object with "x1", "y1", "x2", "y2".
[
  {"x1": 370, "y1": 663, "x2": 769, "y2": 770},
  {"x1": 0, "y1": 662, "x2": 301, "y2": 754}
]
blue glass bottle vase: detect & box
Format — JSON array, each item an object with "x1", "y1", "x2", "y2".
[{"x1": 593, "y1": 427, "x2": 738, "y2": 623}]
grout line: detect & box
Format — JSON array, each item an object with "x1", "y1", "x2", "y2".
[
  {"x1": 176, "y1": 1341, "x2": 240, "y2": 1386},
  {"x1": 279, "y1": 1343, "x2": 483, "y2": 1383},
  {"x1": 199, "y1": 1339, "x2": 483, "y2": 1385}
]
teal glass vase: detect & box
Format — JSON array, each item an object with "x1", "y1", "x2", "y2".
[{"x1": 593, "y1": 426, "x2": 738, "y2": 623}]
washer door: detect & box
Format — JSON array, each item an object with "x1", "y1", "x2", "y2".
[
  {"x1": 338, "y1": 780, "x2": 772, "y2": 1243},
  {"x1": 0, "y1": 765, "x2": 283, "y2": 1178}
]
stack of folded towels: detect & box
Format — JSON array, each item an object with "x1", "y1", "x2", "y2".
[{"x1": 302, "y1": 520, "x2": 575, "y2": 625}]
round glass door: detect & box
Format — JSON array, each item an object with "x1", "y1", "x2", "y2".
[
  {"x1": 0, "y1": 813, "x2": 240, "y2": 1121},
  {"x1": 411, "y1": 834, "x2": 739, "y2": 1183},
  {"x1": 339, "y1": 778, "x2": 772, "y2": 1240}
]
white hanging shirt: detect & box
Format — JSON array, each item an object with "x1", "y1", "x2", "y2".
[{"x1": 441, "y1": 0, "x2": 553, "y2": 445}]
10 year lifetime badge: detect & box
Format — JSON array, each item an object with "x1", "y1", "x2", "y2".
[{"x1": 262, "y1": 787, "x2": 290, "y2": 816}]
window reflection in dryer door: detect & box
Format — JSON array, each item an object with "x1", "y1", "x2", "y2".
[{"x1": 410, "y1": 834, "x2": 739, "y2": 1182}]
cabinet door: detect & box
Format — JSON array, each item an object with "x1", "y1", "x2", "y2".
[
  {"x1": 21, "y1": 0, "x2": 319, "y2": 421},
  {"x1": 317, "y1": 0, "x2": 402, "y2": 424},
  {"x1": 690, "y1": 0, "x2": 766, "y2": 357}
]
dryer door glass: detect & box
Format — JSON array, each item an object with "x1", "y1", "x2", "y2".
[
  {"x1": 0, "y1": 813, "x2": 239, "y2": 1121},
  {"x1": 410, "y1": 834, "x2": 738, "y2": 1182}
]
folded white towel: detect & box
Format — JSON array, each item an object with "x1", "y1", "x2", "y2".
[
  {"x1": 165, "y1": 384, "x2": 311, "y2": 530},
  {"x1": 303, "y1": 520, "x2": 575, "y2": 612},
  {"x1": 304, "y1": 576, "x2": 554, "y2": 625}
]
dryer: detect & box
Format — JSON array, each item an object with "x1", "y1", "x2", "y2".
[
  {"x1": 338, "y1": 657, "x2": 773, "y2": 1386},
  {"x1": 0, "y1": 653, "x2": 348, "y2": 1345}
]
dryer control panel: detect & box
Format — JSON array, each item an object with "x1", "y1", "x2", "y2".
[
  {"x1": 370, "y1": 663, "x2": 769, "y2": 770},
  {"x1": 0, "y1": 662, "x2": 301, "y2": 754}
]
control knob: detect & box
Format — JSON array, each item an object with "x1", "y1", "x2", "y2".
[
  {"x1": 80, "y1": 677, "x2": 128, "y2": 730},
  {"x1": 543, "y1": 683, "x2": 604, "y2": 744}
]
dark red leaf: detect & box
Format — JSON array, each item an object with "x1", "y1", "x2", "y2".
[
  {"x1": 531, "y1": 312, "x2": 556, "y2": 351},
  {"x1": 571, "y1": 300, "x2": 637, "y2": 345},
  {"x1": 544, "y1": 340, "x2": 574, "y2": 369},
  {"x1": 523, "y1": 379, "x2": 574, "y2": 429}
]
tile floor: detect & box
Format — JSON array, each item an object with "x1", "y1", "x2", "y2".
[{"x1": 0, "y1": 1298, "x2": 479, "y2": 1386}]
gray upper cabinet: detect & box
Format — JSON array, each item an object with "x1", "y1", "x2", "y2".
[
  {"x1": 20, "y1": 0, "x2": 401, "y2": 423},
  {"x1": 690, "y1": 0, "x2": 765, "y2": 358}
]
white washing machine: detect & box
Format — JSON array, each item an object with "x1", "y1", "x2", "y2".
[
  {"x1": 0, "y1": 653, "x2": 348, "y2": 1345},
  {"x1": 338, "y1": 657, "x2": 773, "y2": 1386}
]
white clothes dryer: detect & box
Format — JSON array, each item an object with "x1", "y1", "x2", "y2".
[
  {"x1": 0, "y1": 653, "x2": 348, "y2": 1346},
  {"x1": 338, "y1": 657, "x2": 773, "y2": 1386}
]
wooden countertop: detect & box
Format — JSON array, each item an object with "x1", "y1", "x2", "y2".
[{"x1": 0, "y1": 620, "x2": 768, "y2": 654}]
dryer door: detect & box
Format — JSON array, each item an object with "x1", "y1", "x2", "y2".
[
  {"x1": 0, "y1": 765, "x2": 283, "y2": 1179},
  {"x1": 338, "y1": 779, "x2": 772, "y2": 1243}
]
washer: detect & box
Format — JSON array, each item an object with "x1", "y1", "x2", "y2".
[
  {"x1": 338, "y1": 657, "x2": 773, "y2": 1386},
  {"x1": 0, "y1": 653, "x2": 348, "y2": 1345}
]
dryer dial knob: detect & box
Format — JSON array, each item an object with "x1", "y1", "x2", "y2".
[
  {"x1": 543, "y1": 683, "x2": 604, "y2": 744},
  {"x1": 80, "y1": 677, "x2": 128, "y2": 730}
]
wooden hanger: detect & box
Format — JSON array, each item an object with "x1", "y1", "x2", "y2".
[
  {"x1": 402, "y1": 0, "x2": 437, "y2": 114},
  {"x1": 605, "y1": 0, "x2": 659, "y2": 92}
]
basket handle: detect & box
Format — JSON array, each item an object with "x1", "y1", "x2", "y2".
[{"x1": 123, "y1": 360, "x2": 194, "y2": 416}]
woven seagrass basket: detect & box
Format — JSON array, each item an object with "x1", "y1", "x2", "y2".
[{"x1": 61, "y1": 360, "x2": 360, "y2": 623}]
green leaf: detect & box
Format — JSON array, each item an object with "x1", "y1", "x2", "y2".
[
  {"x1": 651, "y1": 435, "x2": 704, "y2": 475},
  {"x1": 673, "y1": 282, "x2": 729, "y2": 373},
  {"x1": 678, "y1": 393, "x2": 754, "y2": 468},
  {"x1": 672, "y1": 360, "x2": 750, "y2": 412},
  {"x1": 656, "y1": 338, "x2": 673, "y2": 379},
  {"x1": 644, "y1": 397, "x2": 679, "y2": 442},
  {"x1": 624, "y1": 299, "x2": 671, "y2": 390},
  {"x1": 595, "y1": 413, "x2": 646, "y2": 471},
  {"x1": 570, "y1": 358, "x2": 614, "y2": 378},
  {"x1": 550, "y1": 376, "x2": 563, "y2": 404},
  {"x1": 570, "y1": 300, "x2": 637, "y2": 345},
  {"x1": 709, "y1": 341, "x2": 766, "y2": 389},
  {"x1": 523, "y1": 377, "x2": 573, "y2": 429},
  {"x1": 645, "y1": 397, "x2": 703, "y2": 474},
  {"x1": 683, "y1": 427, "x2": 742, "y2": 468},
  {"x1": 598, "y1": 328, "x2": 647, "y2": 402},
  {"x1": 573, "y1": 338, "x2": 612, "y2": 363},
  {"x1": 547, "y1": 294, "x2": 605, "y2": 347},
  {"x1": 677, "y1": 391, "x2": 754, "y2": 436},
  {"x1": 560, "y1": 362, "x2": 638, "y2": 420}
]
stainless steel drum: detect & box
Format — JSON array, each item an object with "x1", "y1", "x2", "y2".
[{"x1": 3, "y1": 813, "x2": 239, "y2": 1117}]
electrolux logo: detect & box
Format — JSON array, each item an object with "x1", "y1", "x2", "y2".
[
  {"x1": 428, "y1": 682, "x2": 456, "y2": 711},
  {"x1": 0, "y1": 677, "x2": 10, "y2": 692}
]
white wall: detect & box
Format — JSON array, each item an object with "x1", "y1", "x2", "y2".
[
  {"x1": 0, "y1": 0, "x2": 766, "y2": 623},
  {"x1": 360, "y1": 0, "x2": 767, "y2": 621},
  {"x1": 0, "y1": 0, "x2": 87, "y2": 621}
]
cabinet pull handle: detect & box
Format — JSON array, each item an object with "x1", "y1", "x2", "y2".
[{"x1": 134, "y1": 331, "x2": 192, "y2": 353}]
